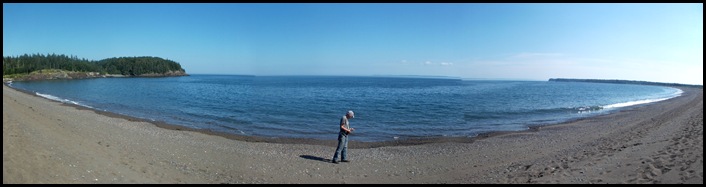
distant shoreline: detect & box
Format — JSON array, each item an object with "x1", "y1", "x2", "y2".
[{"x1": 548, "y1": 78, "x2": 703, "y2": 88}]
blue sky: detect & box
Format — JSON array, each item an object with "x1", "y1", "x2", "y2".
[{"x1": 3, "y1": 3, "x2": 703, "y2": 85}]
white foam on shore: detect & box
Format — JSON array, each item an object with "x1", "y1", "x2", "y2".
[
  {"x1": 35, "y1": 92, "x2": 94, "y2": 109},
  {"x1": 603, "y1": 88, "x2": 683, "y2": 109}
]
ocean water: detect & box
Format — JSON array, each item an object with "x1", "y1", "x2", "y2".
[{"x1": 8, "y1": 75, "x2": 683, "y2": 142}]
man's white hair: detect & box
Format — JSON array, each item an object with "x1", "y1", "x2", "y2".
[{"x1": 347, "y1": 110, "x2": 354, "y2": 117}]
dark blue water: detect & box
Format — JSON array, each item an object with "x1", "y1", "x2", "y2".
[{"x1": 8, "y1": 75, "x2": 682, "y2": 142}]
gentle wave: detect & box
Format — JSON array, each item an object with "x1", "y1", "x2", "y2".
[
  {"x1": 575, "y1": 106, "x2": 604, "y2": 114},
  {"x1": 603, "y1": 88, "x2": 683, "y2": 109},
  {"x1": 35, "y1": 92, "x2": 93, "y2": 109}
]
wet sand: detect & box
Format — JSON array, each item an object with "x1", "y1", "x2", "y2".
[{"x1": 3, "y1": 84, "x2": 702, "y2": 183}]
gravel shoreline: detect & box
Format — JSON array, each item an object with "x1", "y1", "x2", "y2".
[{"x1": 3, "y1": 84, "x2": 702, "y2": 183}]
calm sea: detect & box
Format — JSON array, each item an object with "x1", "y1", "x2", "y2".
[{"x1": 8, "y1": 75, "x2": 683, "y2": 142}]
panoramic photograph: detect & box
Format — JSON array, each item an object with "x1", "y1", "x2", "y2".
[{"x1": 3, "y1": 3, "x2": 703, "y2": 184}]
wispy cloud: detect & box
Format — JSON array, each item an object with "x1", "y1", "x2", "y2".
[
  {"x1": 512, "y1": 52, "x2": 565, "y2": 59},
  {"x1": 457, "y1": 52, "x2": 703, "y2": 85},
  {"x1": 421, "y1": 61, "x2": 453, "y2": 66}
]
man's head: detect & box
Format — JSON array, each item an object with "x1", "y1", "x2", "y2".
[{"x1": 347, "y1": 110, "x2": 355, "y2": 119}]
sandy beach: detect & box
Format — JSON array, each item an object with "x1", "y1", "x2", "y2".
[{"x1": 3, "y1": 83, "x2": 702, "y2": 184}]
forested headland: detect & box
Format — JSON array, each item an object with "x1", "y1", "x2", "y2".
[
  {"x1": 3, "y1": 53, "x2": 188, "y2": 81},
  {"x1": 549, "y1": 78, "x2": 702, "y2": 88}
]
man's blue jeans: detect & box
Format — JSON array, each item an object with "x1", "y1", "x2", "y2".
[{"x1": 332, "y1": 132, "x2": 348, "y2": 161}]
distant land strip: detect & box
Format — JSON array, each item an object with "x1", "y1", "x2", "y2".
[{"x1": 549, "y1": 78, "x2": 703, "y2": 88}]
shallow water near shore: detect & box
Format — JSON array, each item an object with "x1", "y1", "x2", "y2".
[{"x1": 8, "y1": 75, "x2": 682, "y2": 142}]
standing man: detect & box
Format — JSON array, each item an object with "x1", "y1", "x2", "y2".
[{"x1": 332, "y1": 110, "x2": 355, "y2": 164}]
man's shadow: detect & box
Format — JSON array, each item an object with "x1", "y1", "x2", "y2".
[{"x1": 299, "y1": 155, "x2": 331, "y2": 163}]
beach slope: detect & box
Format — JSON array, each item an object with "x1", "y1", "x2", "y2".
[{"x1": 3, "y1": 84, "x2": 702, "y2": 183}]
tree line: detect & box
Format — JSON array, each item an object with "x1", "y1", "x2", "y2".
[{"x1": 3, "y1": 53, "x2": 185, "y2": 76}]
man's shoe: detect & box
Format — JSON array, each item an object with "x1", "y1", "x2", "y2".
[
  {"x1": 341, "y1": 160, "x2": 350, "y2": 162},
  {"x1": 332, "y1": 160, "x2": 339, "y2": 164}
]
